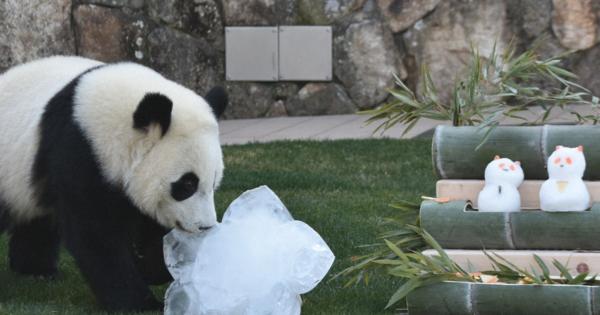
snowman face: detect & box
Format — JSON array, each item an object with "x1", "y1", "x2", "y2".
[
  {"x1": 547, "y1": 145, "x2": 586, "y2": 180},
  {"x1": 484, "y1": 156, "x2": 524, "y2": 186}
]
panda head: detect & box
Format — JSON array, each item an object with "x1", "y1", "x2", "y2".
[{"x1": 74, "y1": 64, "x2": 228, "y2": 233}]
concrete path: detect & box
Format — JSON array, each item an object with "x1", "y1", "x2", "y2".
[
  {"x1": 219, "y1": 104, "x2": 598, "y2": 145},
  {"x1": 219, "y1": 114, "x2": 445, "y2": 145}
]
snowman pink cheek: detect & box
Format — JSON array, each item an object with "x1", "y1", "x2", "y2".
[
  {"x1": 554, "y1": 157, "x2": 561, "y2": 165},
  {"x1": 566, "y1": 157, "x2": 573, "y2": 165},
  {"x1": 509, "y1": 164, "x2": 516, "y2": 171}
]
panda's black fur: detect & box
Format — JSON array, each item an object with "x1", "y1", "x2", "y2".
[{"x1": 0, "y1": 65, "x2": 227, "y2": 311}]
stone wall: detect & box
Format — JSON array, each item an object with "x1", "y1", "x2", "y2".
[{"x1": 1, "y1": 0, "x2": 600, "y2": 119}]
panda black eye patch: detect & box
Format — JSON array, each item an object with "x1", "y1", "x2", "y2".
[{"x1": 171, "y1": 172, "x2": 199, "y2": 201}]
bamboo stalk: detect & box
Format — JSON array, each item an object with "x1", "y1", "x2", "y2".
[
  {"x1": 433, "y1": 125, "x2": 600, "y2": 180},
  {"x1": 407, "y1": 281, "x2": 600, "y2": 315},
  {"x1": 420, "y1": 201, "x2": 600, "y2": 250}
]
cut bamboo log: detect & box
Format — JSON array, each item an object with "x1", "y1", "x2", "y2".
[
  {"x1": 433, "y1": 125, "x2": 600, "y2": 180},
  {"x1": 407, "y1": 281, "x2": 600, "y2": 315},
  {"x1": 420, "y1": 201, "x2": 600, "y2": 249},
  {"x1": 422, "y1": 249, "x2": 600, "y2": 276},
  {"x1": 436, "y1": 179, "x2": 600, "y2": 209}
]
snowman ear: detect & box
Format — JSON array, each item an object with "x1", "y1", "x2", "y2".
[
  {"x1": 515, "y1": 161, "x2": 521, "y2": 166},
  {"x1": 556, "y1": 145, "x2": 563, "y2": 151},
  {"x1": 577, "y1": 145, "x2": 584, "y2": 152},
  {"x1": 494, "y1": 155, "x2": 500, "y2": 160}
]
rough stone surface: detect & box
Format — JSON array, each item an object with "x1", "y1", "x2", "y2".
[
  {"x1": 286, "y1": 83, "x2": 357, "y2": 116},
  {"x1": 334, "y1": 18, "x2": 405, "y2": 109},
  {"x1": 223, "y1": 83, "x2": 276, "y2": 119},
  {"x1": 147, "y1": 0, "x2": 223, "y2": 43},
  {"x1": 573, "y1": 44, "x2": 600, "y2": 97},
  {"x1": 376, "y1": 0, "x2": 440, "y2": 33},
  {"x1": 3, "y1": 0, "x2": 600, "y2": 119},
  {"x1": 297, "y1": 0, "x2": 359, "y2": 24},
  {"x1": 266, "y1": 100, "x2": 289, "y2": 117},
  {"x1": 79, "y1": 0, "x2": 145, "y2": 9},
  {"x1": 146, "y1": 27, "x2": 223, "y2": 96},
  {"x1": 0, "y1": 0, "x2": 75, "y2": 71},
  {"x1": 221, "y1": 0, "x2": 277, "y2": 26},
  {"x1": 507, "y1": 0, "x2": 552, "y2": 38},
  {"x1": 403, "y1": 0, "x2": 512, "y2": 103},
  {"x1": 552, "y1": 0, "x2": 597, "y2": 50},
  {"x1": 74, "y1": 5, "x2": 130, "y2": 62}
]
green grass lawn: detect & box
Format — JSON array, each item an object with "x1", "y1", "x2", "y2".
[{"x1": 0, "y1": 139, "x2": 435, "y2": 315}]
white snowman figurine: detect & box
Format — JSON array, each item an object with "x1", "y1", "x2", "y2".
[
  {"x1": 540, "y1": 145, "x2": 590, "y2": 212},
  {"x1": 477, "y1": 156, "x2": 524, "y2": 212}
]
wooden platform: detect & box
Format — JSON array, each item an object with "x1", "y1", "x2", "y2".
[
  {"x1": 437, "y1": 179, "x2": 600, "y2": 210},
  {"x1": 423, "y1": 249, "x2": 600, "y2": 276}
]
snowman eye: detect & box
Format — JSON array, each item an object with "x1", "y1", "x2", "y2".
[
  {"x1": 566, "y1": 157, "x2": 573, "y2": 165},
  {"x1": 554, "y1": 157, "x2": 561, "y2": 164}
]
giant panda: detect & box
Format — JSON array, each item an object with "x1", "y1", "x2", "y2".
[{"x1": 0, "y1": 56, "x2": 227, "y2": 311}]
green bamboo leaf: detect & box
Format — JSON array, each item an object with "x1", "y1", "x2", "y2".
[
  {"x1": 384, "y1": 239, "x2": 409, "y2": 261},
  {"x1": 533, "y1": 254, "x2": 552, "y2": 283},
  {"x1": 552, "y1": 259, "x2": 574, "y2": 282},
  {"x1": 386, "y1": 278, "x2": 420, "y2": 309},
  {"x1": 570, "y1": 272, "x2": 589, "y2": 285}
]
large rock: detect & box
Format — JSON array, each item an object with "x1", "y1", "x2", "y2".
[
  {"x1": 223, "y1": 83, "x2": 276, "y2": 119},
  {"x1": 146, "y1": 27, "x2": 223, "y2": 95},
  {"x1": 403, "y1": 0, "x2": 512, "y2": 104},
  {"x1": 334, "y1": 18, "x2": 405, "y2": 109},
  {"x1": 286, "y1": 83, "x2": 357, "y2": 116},
  {"x1": 147, "y1": 0, "x2": 223, "y2": 43},
  {"x1": 74, "y1": 4, "x2": 155, "y2": 63},
  {"x1": 74, "y1": 5, "x2": 130, "y2": 62},
  {"x1": 507, "y1": 0, "x2": 552, "y2": 38},
  {"x1": 573, "y1": 44, "x2": 600, "y2": 97},
  {"x1": 0, "y1": 0, "x2": 75, "y2": 71},
  {"x1": 376, "y1": 0, "x2": 440, "y2": 33},
  {"x1": 551, "y1": 0, "x2": 597, "y2": 50},
  {"x1": 223, "y1": 83, "x2": 300, "y2": 119}
]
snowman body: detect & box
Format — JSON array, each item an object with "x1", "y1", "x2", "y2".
[
  {"x1": 477, "y1": 157, "x2": 524, "y2": 212},
  {"x1": 540, "y1": 146, "x2": 590, "y2": 212}
]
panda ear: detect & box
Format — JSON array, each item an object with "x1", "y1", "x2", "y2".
[
  {"x1": 133, "y1": 93, "x2": 172, "y2": 137},
  {"x1": 205, "y1": 86, "x2": 228, "y2": 118}
]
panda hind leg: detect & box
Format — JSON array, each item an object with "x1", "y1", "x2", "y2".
[{"x1": 9, "y1": 214, "x2": 60, "y2": 278}]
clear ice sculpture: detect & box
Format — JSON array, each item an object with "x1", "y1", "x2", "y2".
[{"x1": 164, "y1": 186, "x2": 336, "y2": 315}]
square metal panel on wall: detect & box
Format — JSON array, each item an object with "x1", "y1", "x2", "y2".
[
  {"x1": 225, "y1": 27, "x2": 278, "y2": 81},
  {"x1": 278, "y1": 26, "x2": 332, "y2": 81}
]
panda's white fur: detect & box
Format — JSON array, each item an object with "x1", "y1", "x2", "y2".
[
  {"x1": 74, "y1": 62, "x2": 223, "y2": 231},
  {"x1": 0, "y1": 56, "x2": 223, "y2": 231},
  {"x1": 0, "y1": 56, "x2": 227, "y2": 310},
  {"x1": 0, "y1": 56, "x2": 103, "y2": 221}
]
